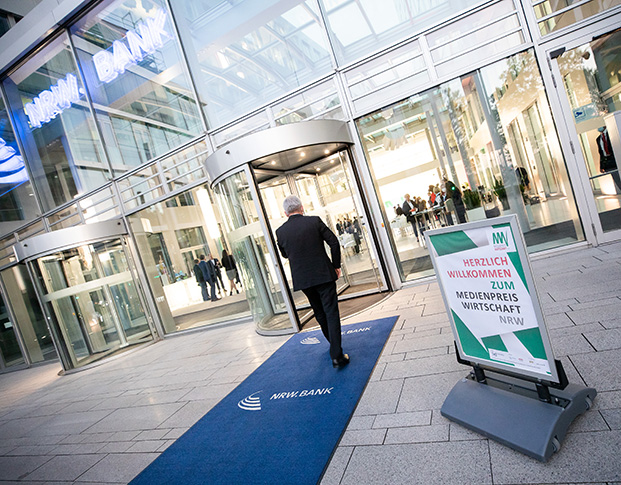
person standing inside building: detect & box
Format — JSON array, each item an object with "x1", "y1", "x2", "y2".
[
  {"x1": 221, "y1": 249, "x2": 240, "y2": 295},
  {"x1": 193, "y1": 258, "x2": 210, "y2": 302},
  {"x1": 199, "y1": 254, "x2": 218, "y2": 302},
  {"x1": 597, "y1": 126, "x2": 621, "y2": 192},
  {"x1": 402, "y1": 193, "x2": 421, "y2": 241},
  {"x1": 209, "y1": 254, "x2": 225, "y2": 297},
  {"x1": 276, "y1": 195, "x2": 349, "y2": 368},
  {"x1": 444, "y1": 178, "x2": 467, "y2": 223}
]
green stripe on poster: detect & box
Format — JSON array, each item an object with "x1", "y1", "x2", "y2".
[
  {"x1": 482, "y1": 334, "x2": 508, "y2": 353},
  {"x1": 430, "y1": 231, "x2": 477, "y2": 257},
  {"x1": 514, "y1": 327, "x2": 547, "y2": 360},
  {"x1": 452, "y1": 310, "x2": 488, "y2": 359}
]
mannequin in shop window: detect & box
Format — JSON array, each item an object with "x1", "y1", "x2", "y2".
[{"x1": 597, "y1": 126, "x2": 621, "y2": 193}]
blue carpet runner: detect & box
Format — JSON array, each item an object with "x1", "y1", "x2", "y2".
[{"x1": 131, "y1": 316, "x2": 398, "y2": 485}]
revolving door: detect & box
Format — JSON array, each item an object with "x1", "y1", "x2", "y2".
[{"x1": 207, "y1": 120, "x2": 387, "y2": 335}]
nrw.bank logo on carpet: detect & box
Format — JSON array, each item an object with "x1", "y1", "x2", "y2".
[
  {"x1": 300, "y1": 336, "x2": 321, "y2": 345},
  {"x1": 238, "y1": 391, "x2": 262, "y2": 411},
  {"x1": 238, "y1": 387, "x2": 335, "y2": 412}
]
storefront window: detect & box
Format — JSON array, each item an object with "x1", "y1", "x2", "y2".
[
  {"x1": 534, "y1": 0, "x2": 621, "y2": 37},
  {"x1": 0, "y1": 96, "x2": 38, "y2": 235},
  {"x1": 557, "y1": 30, "x2": 621, "y2": 233},
  {"x1": 357, "y1": 49, "x2": 583, "y2": 282},
  {"x1": 3, "y1": 33, "x2": 108, "y2": 213},
  {"x1": 0, "y1": 290, "x2": 25, "y2": 368},
  {"x1": 169, "y1": 0, "x2": 333, "y2": 129},
  {"x1": 128, "y1": 183, "x2": 251, "y2": 334},
  {"x1": 1, "y1": 265, "x2": 56, "y2": 364},
  {"x1": 71, "y1": 0, "x2": 204, "y2": 177},
  {"x1": 320, "y1": 0, "x2": 482, "y2": 66}
]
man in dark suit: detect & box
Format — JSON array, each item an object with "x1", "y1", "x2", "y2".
[
  {"x1": 276, "y1": 195, "x2": 349, "y2": 368},
  {"x1": 198, "y1": 254, "x2": 218, "y2": 302},
  {"x1": 193, "y1": 258, "x2": 210, "y2": 301}
]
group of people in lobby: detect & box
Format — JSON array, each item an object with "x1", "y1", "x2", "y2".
[
  {"x1": 398, "y1": 178, "x2": 467, "y2": 241},
  {"x1": 193, "y1": 251, "x2": 241, "y2": 302}
]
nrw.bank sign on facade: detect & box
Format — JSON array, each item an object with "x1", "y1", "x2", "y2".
[
  {"x1": 24, "y1": 9, "x2": 170, "y2": 129},
  {"x1": 426, "y1": 215, "x2": 560, "y2": 384}
]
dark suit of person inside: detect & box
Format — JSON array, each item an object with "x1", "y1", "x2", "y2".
[
  {"x1": 276, "y1": 195, "x2": 349, "y2": 368},
  {"x1": 597, "y1": 126, "x2": 621, "y2": 193},
  {"x1": 198, "y1": 254, "x2": 218, "y2": 302}
]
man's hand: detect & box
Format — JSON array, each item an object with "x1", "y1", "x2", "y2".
[{"x1": 335, "y1": 268, "x2": 342, "y2": 278}]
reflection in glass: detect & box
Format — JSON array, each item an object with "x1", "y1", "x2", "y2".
[
  {"x1": 128, "y1": 183, "x2": 251, "y2": 333},
  {"x1": 357, "y1": 49, "x2": 583, "y2": 282},
  {"x1": 0, "y1": 97, "x2": 38, "y2": 235},
  {"x1": 535, "y1": 0, "x2": 621, "y2": 36},
  {"x1": 320, "y1": 0, "x2": 481, "y2": 66},
  {"x1": 558, "y1": 31, "x2": 621, "y2": 233},
  {"x1": 169, "y1": 0, "x2": 333, "y2": 129},
  {"x1": 33, "y1": 239, "x2": 152, "y2": 369},
  {"x1": 70, "y1": 0, "x2": 203, "y2": 176},
  {"x1": 0, "y1": 291, "x2": 25, "y2": 368},
  {"x1": 1, "y1": 265, "x2": 56, "y2": 364},
  {"x1": 3, "y1": 33, "x2": 108, "y2": 213},
  {"x1": 214, "y1": 171, "x2": 293, "y2": 334}
]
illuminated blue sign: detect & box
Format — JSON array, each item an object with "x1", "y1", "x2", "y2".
[
  {"x1": 93, "y1": 9, "x2": 170, "y2": 84},
  {"x1": 0, "y1": 137, "x2": 28, "y2": 185},
  {"x1": 24, "y1": 73, "x2": 81, "y2": 129},
  {"x1": 23, "y1": 9, "x2": 170, "y2": 129}
]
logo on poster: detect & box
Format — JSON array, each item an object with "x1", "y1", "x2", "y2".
[{"x1": 490, "y1": 229, "x2": 509, "y2": 251}]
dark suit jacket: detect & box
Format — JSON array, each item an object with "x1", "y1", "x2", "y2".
[
  {"x1": 402, "y1": 199, "x2": 416, "y2": 222},
  {"x1": 193, "y1": 264, "x2": 205, "y2": 283},
  {"x1": 276, "y1": 214, "x2": 341, "y2": 291},
  {"x1": 198, "y1": 260, "x2": 213, "y2": 283}
]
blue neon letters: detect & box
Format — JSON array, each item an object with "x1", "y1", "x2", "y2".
[
  {"x1": 23, "y1": 9, "x2": 170, "y2": 129},
  {"x1": 93, "y1": 9, "x2": 170, "y2": 84},
  {"x1": 24, "y1": 73, "x2": 81, "y2": 129}
]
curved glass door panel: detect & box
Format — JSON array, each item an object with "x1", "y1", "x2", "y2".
[
  {"x1": 213, "y1": 170, "x2": 294, "y2": 334},
  {"x1": 0, "y1": 292, "x2": 25, "y2": 369},
  {"x1": 258, "y1": 149, "x2": 382, "y2": 316},
  {"x1": 32, "y1": 238, "x2": 153, "y2": 370}
]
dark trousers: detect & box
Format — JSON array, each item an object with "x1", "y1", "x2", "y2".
[
  {"x1": 199, "y1": 281, "x2": 210, "y2": 301},
  {"x1": 208, "y1": 280, "x2": 217, "y2": 301},
  {"x1": 302, "y1": 281, "x2": 343, "y2": 360}
]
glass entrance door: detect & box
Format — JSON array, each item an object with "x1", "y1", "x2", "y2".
[
  {"x1": 555, "y1": 30, "x2": 621, "y2": 237},
  {"x1": 31, "y1": 237, "x2": 153, "y2": 370},
  {"x1": 213, "y1": 169, "x2": 296, "y2": 335},
  {"x1": 257, "y1": 149, "x2": 383, "y2": 318}
]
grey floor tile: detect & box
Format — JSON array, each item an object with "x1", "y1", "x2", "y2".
[
  {"x1": 158, "y1": 400, "x2": 218, "y2": 429},
  {"x1": 354, "y1": 379, "x2": 403, "y2": 416},
  {"x1": 489, "y1": 430, "x2": 621, "y2": 483},
  {"x1": 384, "y1": 423, "x2": 449, "y2": 444},
  {"x1": 372, "y1": 411, "x2": 431, "y2": 429},
  {"x1": 571, "y1": 350, "x2": 621, "y2": 391},
  {"x1": 601, "y1": 408, "x2": 621, "y2": 430},
  {"x1": 24, "y1": 454, "x2": 105, "y2": 481},
  {"x1": 347, "y1": 415, "x2": 374, "y2": 430},
  {"x1": 321, "y1": 446, "x2": 353, "y2": 485},
  {"x1": 382, "y1": 353, "x2": 463, "y2": 380},
  {"x1": 340, "y1": 441, "x2": 491, "y2": 485},
  {"x1": 340, "y1": 428, "x2": 386, "y2": 446},
  {"x1": 397, "y1": 371, "x2": 466, "y2": 413},
  {"x1": 84, "y1": 403, "x2": 185, "y2": 433},
  {"x1": 126, "y1": 440, "x2": 164, "y2": 453},
  {"x1": 75, "y1": 453, "x2": 159, "y2": 483},
  {"x1": 0, "y1": 455, "x2": 53, "y2": 481},
  {"x1": 583, "y1": 328, "x2": 621, "y2": 351}
]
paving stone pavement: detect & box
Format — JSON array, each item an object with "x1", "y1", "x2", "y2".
[{"x1": 0, "y1": 243, "x2": 620, "y2": 483}]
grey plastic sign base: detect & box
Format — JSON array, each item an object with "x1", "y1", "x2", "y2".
[{"x1": 441, "y1": 375, "x2": 597, "y2": 462}]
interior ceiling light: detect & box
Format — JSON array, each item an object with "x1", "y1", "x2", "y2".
[
  {"x1": 270, "y1": 161, "x2": 276, "y2": 165},
  {"x1": 316, "y1": 167, "x2": 321, "y2": 171},
  {"x1": 324, "y1": 149, "x2": 330, "y2": 154},
  {"x1": 300, "y1": 152, "x2": 306, "y2": 157}
]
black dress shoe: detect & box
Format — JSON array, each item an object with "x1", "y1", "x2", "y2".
[{"x1": 332, "y1": 354, "x2": 350, "y2": 368}]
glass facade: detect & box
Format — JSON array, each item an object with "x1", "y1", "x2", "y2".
[
  {"x1": 4, "y1": 33, "x2": 109, "y2": 213},
  {"x1": 128, "y1": 182, "x2": 251, "y2": 334},
  {"x1": 70, "y1": 0, "x2": 204, "y2": 176},
  {"x1": 0, "y1": 0, "x2": 618, "y2": 371},
  {"x1": 357, "y1": 49, "x2": 583, "y2": 281},
  {"x1": 169, "y1": 0, "x2": 334, "y2": 128}
]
